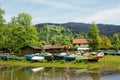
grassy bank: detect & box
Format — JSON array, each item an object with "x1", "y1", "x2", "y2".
[{"x1": 0, "y1": 55, "x2": 120, "y2": 69}]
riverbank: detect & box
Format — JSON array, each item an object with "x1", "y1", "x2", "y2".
[{"x1": 0, "y1": 55, "x2": 120, "y2": 70}]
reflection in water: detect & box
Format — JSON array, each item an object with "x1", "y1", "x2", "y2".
[
  {"x1": 0, "y1": 66, "x2": 120, "y2": 80},
  {"x1": 90, "y1": 72, "x2": 100, "y2": 80}
]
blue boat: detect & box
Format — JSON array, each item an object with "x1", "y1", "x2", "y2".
[
  {"x1": 64, "y1": 54, "x2": 76, "y2": 61},
  {"x1": 25, "y1": 54, "x2": 34, "y2": 61},
  {"x1": 25, "y1": 53, "x2": 44, "y2": 61}
]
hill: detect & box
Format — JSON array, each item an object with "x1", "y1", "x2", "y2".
[{"x1": 35, "y1": 22, "x2": 120, "y2": 37}]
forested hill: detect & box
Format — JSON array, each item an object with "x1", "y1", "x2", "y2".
[{"x1": 35, "y1": 22, "x2": 120, "y2": 36}]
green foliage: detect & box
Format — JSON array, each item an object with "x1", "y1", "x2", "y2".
[
  {"x1": 112, "y1": 33, "x2": 120, "y2": 50},
  {"x1": 17, "y1": 13, "x2": 32, "y2": 27},
  {"x1": 101, "y1": 35, "x2": 111, "y2": 50},
  {"x1": 38, "y1": 25, "x2": 73, "y2": 45},
  {"x1": 0, "y1": 8, "x2": 6, "y2": 49},
  {"x1": 0, "y1": 11, "x2": 40, "y2": 54},
  {"x1": 88, "y1": 22, "x2": 101, "y2": 50},
  {"x1": 0, "y1": 8, "x2": 5, "y2": 26}
]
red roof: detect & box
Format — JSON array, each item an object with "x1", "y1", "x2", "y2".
[{"x1": 73, "y1": 38, "x2": 88, "y2": 44}]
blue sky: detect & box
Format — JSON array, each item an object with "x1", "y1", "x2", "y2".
[{"x1": 1, "y1": 0, "x2": 120, "y2": 25}]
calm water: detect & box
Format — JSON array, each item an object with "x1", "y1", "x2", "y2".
[{"x1": 0, "y1": 66, "x2": 120, "y2": 80}]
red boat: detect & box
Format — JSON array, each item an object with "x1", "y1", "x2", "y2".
[{"x1": 88, "y1": 57, "x2": 99, "y2": 62}]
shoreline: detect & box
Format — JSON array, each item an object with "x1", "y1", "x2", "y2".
[{"x1": 0, "y1": 55, "x2": 120, "y2": 71}]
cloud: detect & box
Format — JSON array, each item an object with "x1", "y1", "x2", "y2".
[
  {"x1": 18, "y1": 0, "x2": 77, "y2": 10},
  {"x1": 75, "y1": 7, "x2": 120, "y2": 25}
]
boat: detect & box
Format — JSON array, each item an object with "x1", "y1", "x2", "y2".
[
  {"x1": 0, "y1": 55, "x2": 7, "y2": 60},
  {"x1": 58, "y1": 52, "x2": 67, "y2": 56},
  {"x1": 25, "y1": 54, "x2": 34, "y2": 61},
  {"x1": 31, "y1": 56, "x2": 44, "y2": 61},
  {"x1": 76, "y1": 55, "x2": 88, "y2": 62},
  {"x1": 54, "y1": 52, "x2": 67, "y2": 60},
  {"x1": 25, "y1": 53, "x2": 45, "y2": 61},
  {"x1": 64, "y1": 54, "x2": 76, "y2": 61},
  {"x1": 82, "y1": 52, "x2": 89, "y2": 57},
  {"x1": 97, "y1": 52, "x2": 104, "y2": 58},
  {"x1": 44, "y1": 55, "x2": 54, "y2": 61},
  {"x1": 88, "y1": 57, "x2": 99, "y2": 62},
  {"x1": 54, "y1": 55, "x2": 64, "y2": 60}
]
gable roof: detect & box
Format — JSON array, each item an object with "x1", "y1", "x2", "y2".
[
  {"x1": 30, "y1": 46, "x2": 41, "y2": 49},
  {"x1": 73, "y1": 38, "x2": 88, "y2": 44},
  {"x1": 21, "y1": 45, "x2": 41, "y2": 50}
]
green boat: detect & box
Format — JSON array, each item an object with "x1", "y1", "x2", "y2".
[
  {"x1": 53, "y1": 55, "x2": 64, "y2": 60},
  {"x1": 0, "y1": 55, "x2": 7, "y2": 60},
  {"x1": 76, "y1": 55, "x2": 88, "y2": 62},
  {"x1": 44, "y1": 56, "x2": 54, "y2": 62}
]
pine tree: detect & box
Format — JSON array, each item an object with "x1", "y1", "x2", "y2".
[{"x1": 88, "y1": 22, "x2": 101, "y2": 50}]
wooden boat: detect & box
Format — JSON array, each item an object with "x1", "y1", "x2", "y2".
[{"x1": 88, "y1": 57, "x2": 99, "y2": 62}]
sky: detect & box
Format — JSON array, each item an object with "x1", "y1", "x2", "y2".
[{"x1": 1, "y1": 0, "x2": 120, "y2": 25}]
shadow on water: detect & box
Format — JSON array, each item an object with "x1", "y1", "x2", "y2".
[{"x1": 0, "y1": 66, "x2": 120, "y2": 80}]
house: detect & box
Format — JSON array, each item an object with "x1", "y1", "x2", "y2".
[
  {"x1": 73, "y1": 38, "x2": 89, "y2": 51},
  {"x1": 21, "y1": 45, "x2": 42, "y2": 55},
  {"x1": 43, "y1": 45, "x2": 69, "y2": 54},
  {"x1": 73, "y1": 38, "x2": 88, "y2": 47}
]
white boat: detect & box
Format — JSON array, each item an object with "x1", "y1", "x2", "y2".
[
  {"x1": 31, "y1": 56, "x2": 44, "y2": 61},
  {"x1": 31, "y1": 67, "x2": 44, "y2": 72}
]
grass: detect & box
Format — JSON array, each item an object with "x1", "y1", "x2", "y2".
[{"x1": 0, "y1": 55, "x2": 120, "y2": 70}]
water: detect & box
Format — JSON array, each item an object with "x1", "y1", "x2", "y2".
[{"x1": 0, "y1": 66, "x2": 120, "y2": 80}]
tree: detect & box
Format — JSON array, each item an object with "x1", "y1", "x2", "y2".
[
  {"x1": 0, "y1": 8, "x2": 6, "y2": 49},
  {"x1": 0, "y1": 8, "x2": 5, "y2": 26},
  {"x1": 101, "y1": 35, "x2": 111, "y2": 49},
  {"x1": 17, "y1": 13, "x2": 32, "y2": 27},
  {"x1": 38, "y1": 25, "x2": 73, "y2": 45},
  {"x1": 112, "y1": 33, "x2": 120, "y2": 50},
  {"x1": 88, "y1": 22, "x2": 101, "y2": 50},
  {"x1": 2, "y1": 13, "x2": 40, "y2": 54}
]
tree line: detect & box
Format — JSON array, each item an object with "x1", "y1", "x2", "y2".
[
  {"x1": 0, "y1": 7, "x2": 120, "y2": 55},
  {"x1": 88, "y1": 23, "x2": 120, "y2": 50}
]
